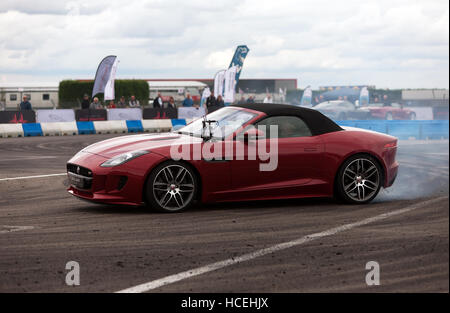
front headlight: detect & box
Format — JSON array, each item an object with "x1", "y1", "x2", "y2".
[{"x1": 100, "y1": 150, "x2": 149, "y2": 167}]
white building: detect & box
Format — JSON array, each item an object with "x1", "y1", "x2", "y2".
[{"x1": 0, "y1": 83, "x2": 58, "y2": 110}]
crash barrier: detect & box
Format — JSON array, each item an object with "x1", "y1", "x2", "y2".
[
  {"x1": 1, "y1": 119, "x2": 448, "y2": 139},
  {"x1": 36, "y1": 109, "x2": 76, "y2": 123},
  {"x1": 337, "y1": 120, "x2": 449, "y2": 140}
]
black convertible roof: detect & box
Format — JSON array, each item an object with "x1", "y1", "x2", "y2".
[{"x1": 231, "y1": 103, "x2": 343, "y2": 136}]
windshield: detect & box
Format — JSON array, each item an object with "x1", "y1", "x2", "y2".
[{"x1": 177, "y1": 107, "x2": 258, "y2": 139}]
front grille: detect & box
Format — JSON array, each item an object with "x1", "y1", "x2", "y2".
[
  {"x1": 67, "y1": 163, "x2": 93, "y2": 190},
  {"x1": 67, "y1": 163, "x2": 93, "y2": 177}
]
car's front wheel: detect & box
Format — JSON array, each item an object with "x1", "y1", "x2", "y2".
[
  {"x1": 146, "y1": 161, "x2": 198, "y2": 212},
  {"x1": 336, "y1": 155, "x2": 382, "y2": 204}
]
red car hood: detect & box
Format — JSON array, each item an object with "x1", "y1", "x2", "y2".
[{"x1": 82, "y1": 133, "x2": 202, "y2": 158}]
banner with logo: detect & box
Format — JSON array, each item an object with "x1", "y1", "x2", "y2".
[
  {"x1": 214, "y1": 69, "x2": 226, "y2": 97},
  {"x1": 75, "y1": 109, "x2": 107, "y2": 121},
  {"x1": 178, "y1": 107, "x2": 206, "y2": 120},
  {"x1": 223, "y1": 66, "x2": 238, "y2": 104},
  {"x1": 92, "y1": 55, "x2": 118, "y2": 98},
  {"x1": 107, "y1": 108, "x2": 142, "y2": 121},
  {"x1": 359, "y1": 86, "x2": 369, "y2": 107},
  {"x1": 143, "y1": 108, "x2": 178, "y2": 119},
  {"x1": 300, "y1": 86, "x2": 312, "y2": 107},
  {"x1": 104, "y1": 58, "x2": 119, "y2": 100},
  {"x1": 0, "y1": 110, "x2": 36, "y2": 123},
  {"x1": 36, "y1": 109, "x2": 76, "y2": 123},
  {"x1": 229, "y1": 45, "x2": 250, "y2": 86}
]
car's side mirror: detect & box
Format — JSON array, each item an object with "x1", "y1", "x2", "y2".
[{"x1": 243, "y1": 128, "x2": 265, "y2": 142}]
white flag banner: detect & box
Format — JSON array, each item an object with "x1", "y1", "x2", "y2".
[
  {"x1": 214, "y1": 69, "x2": 226, "y2": 97},
  {"x1": 200, "y1": 87, "x2": 211, "y2": 107},
  {"x1": 104, "y1": 58, "x2": 119, "y2": 100},
  {"x1": 223, "y1": 66, "x2": 237, "y2": 103},
  {"x1": 92, "y1": 55, "x2": 117, "y2": 98}
]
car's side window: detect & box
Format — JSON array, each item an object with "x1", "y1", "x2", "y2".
[{"x1": 255, "y1": 116, "x2": 312, "y2": 138}]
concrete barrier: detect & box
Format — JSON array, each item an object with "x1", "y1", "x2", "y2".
[
  {"x1": 93, "y1": 120, "x2": 127, "y2": 134},
  {"x1": 141, "y1": 119, "x2": 173, "y2": 133},
  {"x1": 126, "y1": 120, "x2": 144, "y2": 133},
  {"x1": 0, "y1": 124, "x2": 24, "y2": 138},
  {"x1": 22, "y1": 123, "x2": 43, "y2": 136},
  {"x1": 76, "y1": 121, "x2": 95, "y2": 135}
]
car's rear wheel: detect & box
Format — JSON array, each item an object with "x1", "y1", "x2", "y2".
[
  {"x1": 146, "y1": 161, "x2": 197, "y2": 212},
  {"x1": 336, "y1": 155, "x2": 382, "y2": 204}
]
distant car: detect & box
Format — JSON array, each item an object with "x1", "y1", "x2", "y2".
[
  {"x1": 363, "y1": 103, "x2": 416, "y2": 120},
  {"x1": 67, "y1": 103, "x2": 398, "y2": 212},
  {"x1": 313, "y1": 100, "x2": 370, "y2": 120}
]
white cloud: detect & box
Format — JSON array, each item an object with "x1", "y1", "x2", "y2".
[{"x1": 0, "y1": 0, "x2": 448, "y2": 88}]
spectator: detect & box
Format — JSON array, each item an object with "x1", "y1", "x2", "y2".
[
  {"x1": 19, "y1": 95, "x2": 32, "y2": 110},
  {"x1": 129, "y1": 95, "x2": 140, "y2": 108},
  {"x1": 167, "y1": 96, "x2": 176, "y2": 109},
  {"x1": 153, "y1": 92, "x2": 163, "y2": 108},
  {"x1": 263, "y1": 94, "x2": 273, "y2": 103},
  {"x1": 374, "y1": 96, "x2": 379, "y2": 103},
  {"x1": 90, "y1": 97, "x2": 102, "y2": 109},
  {"x1": 107, "y1": 100, "x2": 116, "y2": 108},
  {"x1": 343, "y1": 95, "x2": 348, "y2": 101},
  {"x1": 117, "y1": 96, "x2": 127, "y2": 108},
  {"x1": 246, "y1": 95, "x2": 255, "y2": 103},
  {"x1": 338, "y1": 96, "x2": 343, "y2": 100},
  {"x1": 182, "y1": 93, "x2": 194, "y2": 107},
  {"x1": 382, "y1": 94, "x2": 390, "y2": 106},
  {"x1": 205, "y1": 92, "x2": 217, "y2": 108},
  {"x1": 216, "y1": 95, "x2": 225, "y2": 107},
  {"x1": 81, "y1": 94, "x2": 90, "y2": 109},
  {"x1": 238, "y1": 96, "x2": 246, "y2": 105}
]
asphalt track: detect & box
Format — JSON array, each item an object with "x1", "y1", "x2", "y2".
[{"x1": 0, "y1": 134, "x2": 448, "y2": 293}]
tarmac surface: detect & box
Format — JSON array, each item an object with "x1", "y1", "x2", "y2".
[{"x1": 0, "y1": 134, "x2": 448, "y2": 292}]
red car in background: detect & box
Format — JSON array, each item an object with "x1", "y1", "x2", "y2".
[{"x1": 363, "y1": 103, "x2": 416, "y2": 120}]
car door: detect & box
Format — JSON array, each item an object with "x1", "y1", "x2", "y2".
[{"x1": 230, "y1": 115, "x2": 325, "y2": 200}]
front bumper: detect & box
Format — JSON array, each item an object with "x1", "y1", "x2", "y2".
[{"x1": 66, "y1": 150, "x2": 167, "y2": 206}]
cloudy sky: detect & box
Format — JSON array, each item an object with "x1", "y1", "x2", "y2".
[{"x1": 0, "y1": 0, "x2": 448, "y2": 88}]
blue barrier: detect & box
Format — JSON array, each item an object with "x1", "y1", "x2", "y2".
[
  {"x1": 126, "y1": 120, "x2": 144, "y2": 133},
  {"x1": 171, "y1": 119, "x2": 187, "y2": 127},
  {"x1": 336, "y1": 120, "x2": 449, "y2": 140},
  {"x1": 22, "y1": 123, "x2": 43, "y2": 136},
  {"x1": 76, "y1": 121, "x2": 95, "y2": 135}
]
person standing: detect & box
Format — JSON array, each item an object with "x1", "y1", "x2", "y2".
[
  {"x1": 117, "y1": 96, "x2": 127, "y2": 108},
  {"x1": 216, "y1": 95, "x2": 225, "y2": 107},
  {"x1": 19, "y1": 95, "x2": 32, "y2": 110},
  {"x1": 129, "y1": 95, "x2": 140, "y2": 108},
  {"x1": 263, "y1": 94, "x2": 273, "y2": 103},
  {"x1": 153, "y1": 92, "x2": 163, "y2": 108},
  {"x1": 246, "y1": 95, "x2": 255, "y2": 103},
  {"x1": 205, "y1": 92, "x2": 217, "y2": 108},
  {"x1": 167, "y1": 96, "x2": 176, "y2": 109},
  {"x1": 81, "y1": 94, "x2": 90, "y2": 109},
  {"x1": 90, "y1": 97, "x2": 102, "y2": 109},
  {"x1": 182, "y1": 93, "x2": 194, "y2": 107}
]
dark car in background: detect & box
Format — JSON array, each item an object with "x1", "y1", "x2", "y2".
[
  {"x1": 363, "y1": 103, "x2": 416, "y2": 120},
  {"x1": 313, "y1": 100, "x2": 371, "y2": 120}
]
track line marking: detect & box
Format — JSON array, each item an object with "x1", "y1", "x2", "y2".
[
  {"x1": 116, "y1": 196, "x2": 448, "y2": 293},
  {"x1": 0, "y1": 225, "x2": 35, "y2": 234},
  {"x1": 0, "y1": 173, "x2": 66, "y2": 181},
  {"x1": 0, "y1": 156, "x2": 58, "y2": 162}
]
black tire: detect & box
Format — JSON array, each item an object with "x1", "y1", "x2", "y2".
[
  {"x1": 145, "y1": 161, "x2": 198, "y2": 213},
  {"x1": 336, "y1": 154, "x2": 383, "y2": 204}
]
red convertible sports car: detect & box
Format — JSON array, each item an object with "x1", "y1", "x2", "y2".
[
  {"x1": 67, "y1": 103, "x2": 398, "y2": 212},
  {"x1": 364, "y1": 102, "x2": 416, "y2": 120}
]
